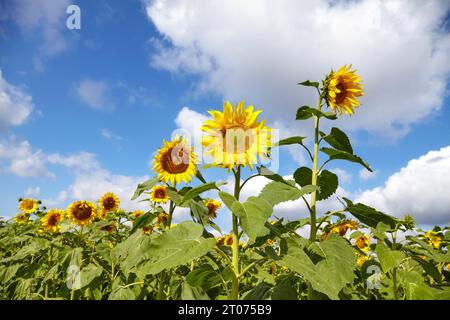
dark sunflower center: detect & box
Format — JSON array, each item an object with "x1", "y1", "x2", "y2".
[
  {"x1": 73, "y1": 205, "x2": 93, "y2": 220},
  {"x1": 154, "y1": 189, "x2": 166, "y2": 199},
  {"x1": 48, "y1": 215, "x2": 59, "y2": 226},
  {"x1": 207, "y1": 203, "x2": 217, "y2": 215},
  {"x1": 103, "y1": 198, "x2": 116, "y2": 211},
  {"x1": 335, "y1": 79, "x2": 348, "y2": 105},
  {"x1": 222, "y1": 126, "x2": 255, "y2": 154},
  {"x1": 161, "y1": 146, "x2": 190, "y2": 174}
]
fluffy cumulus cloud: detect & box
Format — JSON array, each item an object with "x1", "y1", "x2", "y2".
[
  {"x1": 145, "y1": 0, "x2": 450, "y2": 138},
  {"x1": 356, "y1": 146, "x2": 450, "y2": 225},
  {"x1": 77, "y1": 79, "x2": 109, "y2": 109},
  {"x1": 0, "y1": 70, "x2": 34, "y2": 130},
  {"x1": 1, "y1": 0, "x2": 71, "y2": 56}
]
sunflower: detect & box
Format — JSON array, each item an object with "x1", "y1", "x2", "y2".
[
  {"x1": 355, "y1": 235, "x2": 370, "y2": 252},
  {"x1": 424, "y1": 231, "x2": 442, "y2": 249},
  {"x1": 14, "y1": 212, "x2": 32, "y2": 225},
  {"x1": 143, "y1": 226, "x2": 153, "y2": 235},
  {"x1": 153, "y1": 136, "x2": 197, "y2": 185},
  {"x1": 41, "y1": 209, "x2": 64, "y2": 233},
  {"x1": 217, "y1": 234, "x2": 233, "y2": 246},
  {"x1": 99, "y1": 192, "x2": 120, "y2": 213},
  {"x1": 356, "y1": 254, "x2": 370, "y2": 268},
  {"x1": 67, "y1": 200, "x2": 98, "y2": 226},
  {"x1": 323, "y1": 220, "x2": 359, "y2": 239},
  {"x1": 325, "y1": 65, "x2": 364, "y2": 115},
  {"x1": 100, "y1": 223, "x2": 116, "y2": 234},
  {"x1": 19, "y1": 198, "x2": 39, "y2": 214},
  {"x1": 204, "y1": 199, "x2": 221, "y2": 219},
  {"x1": 155, "y1": 212, "x2": 169, "y2": 229},
  {"x1": 150, "y1": 185, "x2": 170, "y2": 204},
  {"x1": 201, "y1": 101, "x2": 272, "y2": 171},
  {"x1": 131, "y1": 210, "x2": 145, "y2": 219}
]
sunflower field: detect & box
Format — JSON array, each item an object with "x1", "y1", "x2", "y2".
[{"x1": 1, "y1": 66, "x2": 449, "y2": 301}]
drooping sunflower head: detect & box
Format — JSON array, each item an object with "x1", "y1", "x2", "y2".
[
  {"x1": 41, "y1": 209, "x2": 64, "y2": 233},
  {"x1": 19, "y1": 198, "x2": 39, "y2": 214},
  {"x1": 99, "y1": 192, "x2": 120, "y2": 213},
  {"x1": 150, "y1": 185, "x2": 170, "y2": 204},
  {"x1": 204, "y1": 199, "x2": 221, "y2": 220},
  {"x1": 131, "y1": 210, "x2": 145, "y2": 219},
  {"x1": 67, "y1": 200, "x2": 98, "y2": 226},
  {"x1": 155, "y1": 212, "x2": 169, "y2": 229},
  {"x1": 217, "y1": 234, "x2": 233, "y2": 247},
  {"x1": 153, "y1": 136, "x2": 197, "y2": 185},
  {"x1": 14, "y1": 212, "x2": 32, "y2": 225},
  {"x1": 325, "y1": 65, "x2": 364, "y2": 115},
  {"x1": 201, "y1": 101, "x2": 272, "y2": 171}
]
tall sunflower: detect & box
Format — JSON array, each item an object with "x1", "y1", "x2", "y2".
[
  {"x1": 325, "y1": 65, "x2": 364, "y2": 115},
  {"x1": 19, "y1": 198, "x2": 39, "y2": 214},
  {"x1": 150, "y1": 185, "x2": 170, "y2": 203},
  {"x1": 14, "y1": 212, "x2": 32, "y2": 225},
  {"x1": 41, "y1": 209, "x2": 64, "y2": 233},
  {"x1": 67, "y1": 200, "x2": 98, "y2": 226},
  {"x1": 201, "y1": 101, "x2": 271, "y2": 170},
  {"x1": 153, "y1": 136, "x2": 197, "y2": 185},
  {"x1": 99, "y1": 192, "x2": 120, "y2": 213}
]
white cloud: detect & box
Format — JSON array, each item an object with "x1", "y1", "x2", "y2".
[
  {"x1": 0, "y1": 137, "x2": 52, "y2": 178},
  {"x1": 47, "y1": 151, "x2": 100, "y2": 172},
  {"x1": 4, "y1": 0, "x2": 71, "y2": 56},
  {"x1": 145, "y1": 0, "x2": 450, "y2": 138},
  {"x1": 356, "y1": 146, "x2": 450, "y2": 225},
  {"x1": 359, "y1": 168, "x2": 377, "y2": 181},
  {"x1": 330, "y1": 168, "x2": 352, "y2": 184},
  {"x1": 77, "y1": 79, "x2": 109, "y2": 109},
  {"x1": 101, "y1": 129, "x2": 123, "y2": 141},
  {"x1": 24, "y1": 186, "x2": 40, "y2": 197},
  {"x1": 0, "y1": 70, "x2": 34, "y2": 130},
  {"x1": 174, "y1": 106, "x2": 208, "y2": 149}
]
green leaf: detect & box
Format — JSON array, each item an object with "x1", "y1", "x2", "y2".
[
  {"x1": 132, "y1": 222, "x2": 216, "y2": 277},
  {"x1": 80, "y1": 264, "x2": 103, "y2": 288},
  {"x1": 343, "y1": 198, "x2": 398, "y2": 229},
  {"x1": 278, "y1": 235, "x2": 356, "y2": 300},
  {"x1": 257, "y1": 166, "x2": 292, "y2": 186},
  {"x1": 298, "y1": 80, "x2": 319, "y2": 88},
  {"x1": 243, "y1": 281, "x2": 272, "y2": 300},
  {"x1": 293, "y1": 167, "x2": 338, "y2": 200},
  {"x1": 218, "y1": 191, "x2": 237, "y2": 211},
  {"x1": 320, "y1": 147, "x2": 372, "y2": 172},
  {"x1": 296, "y1": 106, "x2": 337, "y2": 121},
  {"x1": 108, "y1": 287, "x2": 136, "y2": 300},
  {"x1": 322, "y1": 127, "x2": 353, "y2": 154},
  {"x1": 275, "y1": 136, "x2": 306, "y2": 146},
  {"x1": 182, "y1": 181, "x2": 226, "y2": 203},
  {"x1": 376, "y1": 244, "x2": 405, "y2": 273},
  {"x1": 131, "y1": 177, "x2": 159, "y2": 200},
  {"x1": 186, "y1": 264, "x2": 222, "y2": 292},
  {"x1": 130, "y1": 212, "x2": 154, "y2": 233},
  {"x1": 272, "y1": 281, "x2": 297, "y2": 300}
]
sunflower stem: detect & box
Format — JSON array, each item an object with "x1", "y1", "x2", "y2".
[
  {"x1": 309, "y1": 95, "x2": 322, "y2": 243},
  {"x1": 231, "y1": 166, "x2": 241, "y2": 300}
]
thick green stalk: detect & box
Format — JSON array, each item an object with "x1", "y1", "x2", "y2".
[
  {"x1": 309, "y1": 96, "x2": 322, "y2": 242},
  {"x1": 231, "y1": 166, "x2": 241, "y2": 299},
  {"x1": 157, "y1": 199, "x2": 175, "y2": 300}
]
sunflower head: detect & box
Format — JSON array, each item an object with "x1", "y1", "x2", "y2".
[
  {"x1": 19, "y1": 198, "x2": 39, "y2": 214},
  {"x1": 355, "y1": 235, "x2": 370, "y2": 252},
  {"x1": 201, "y1": 101, "x2": 272, "y2": 171},
  {"x1": 100, "y1": 223, "x2": 116, "y2": 234},
  {"x1": 67, "y1": 200, "x2": 98, "y2": 226},
  {"x1": 150, "y1": 185, "x2": 170, "y2": 204},
  {"x1": 217, "y1": 234, "x2": 233, "y2": 247},
  {"x1": 155, "y1": 212, "x2": 169, "y2": 229},
  {"x1": 356, "y1": 254, "x2": 370, "y2": 268},
  {"x1": 424, "y1": 231, "x2": 442, "y2": 249},
  {"x1": 204, "y1": 199, "x2": 221, "y2": 219},
  {"x1": 41, "y1": 209, "x2": 64, "y2": 233},
  {"x1": 153, "y1": 136, "x2": 197, "y2": 185},
  {"x1": 99, "y1": 192, "x2": 120, "y2": 213},
  {"x1": 324, "y1": 65, "x2": 364, "y2": 115},
  {"x1": 131, "y1": 210, "x2": 145, "y2": 219},
  {"x1": 14, "y1": 212, "x2": 32, "y2": 225},
  {"x1": 143, "y1": 226, "x2": 153, "y2": 235}
]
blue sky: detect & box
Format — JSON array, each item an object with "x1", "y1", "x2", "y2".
[{"x1": 0, "y1": 0, "x2": 449, "y2": 232}]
